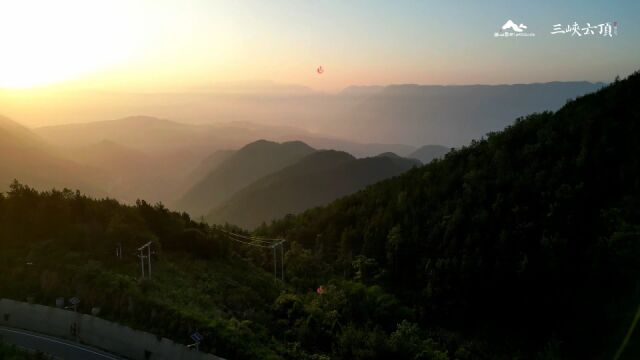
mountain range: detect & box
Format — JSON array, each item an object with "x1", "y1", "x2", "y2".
[
  {"x1": 0, "y1": 115, "x2": 106, "y2": 196},
  {"x1": 6, "y1": 81, "x2": 604, "y2": 148},
  {"x1": 32, "y1": 116, "x2": 419, "y2": 203},
  {"x1": 207, "y1": 150, "x2": 419, "y2": 228},
  {"x1": 176, "y1": 140, "x2": 317, "y2": 217},
  {"x1": 1, "y1": 113, "x2": 430, "y2": 220},
  {"x1": 332, "y1": 81, "x2": 605, "y2": 145},
  {"x1": 0, "y1": 80, "x2": 608, "y2": 221}
]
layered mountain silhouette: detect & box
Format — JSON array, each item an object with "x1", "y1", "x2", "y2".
[
  {"x1": 3, "y1": 80, "x2": 608, "y2": 210},
  {"x1": 34, "y1": 115, "x2": 262, "y2": 153},
  {"x1": 207, "y1": 150, "x2": 419, "y2": 228},
  {"x1": 0, "y1": 115, "x2": 106, "y2": 195},
  {"x1": 64, "y1": 140, "x2": 189, "y2": 203},
  {"x1": 275, "y1": 133, "x2": 416, "y2": 158},
  {"x1": 34, "y1": 115, "x2": 417, "y2": 157},
  {"x1": 176, "y1": 140, "x2": 316, "y2": 216},
  {"x1": 332, "y1": 81, "x2": 604, "y2": 146},
  {"x1": 34, "y1": 116, "x2": 417, "y2": 203},
  {"x1": 13, "y1": 81, "x2": 604, "y2": 149}
]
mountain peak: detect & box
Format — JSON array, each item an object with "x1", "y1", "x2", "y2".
[
  {"x1": 241, "y1": 139, "x2": 315, "y2": 153},
  {"x1": 375, "y1": 152, "x2": 402, "y2": 159},
  {"x1": 177, "y1": 139, "x2": 316, "y2": 216},
  {"x1": 112, "y1": 115, "x2": 179, "y2": 126}
]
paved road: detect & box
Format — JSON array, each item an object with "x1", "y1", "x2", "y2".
[{"x1": 0, "y1": 326, "x2": 124, "y2": 360}]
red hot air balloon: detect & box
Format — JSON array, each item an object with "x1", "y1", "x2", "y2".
[{"x1": 317, "y1": 66, "x2": 324, "y2": 74}]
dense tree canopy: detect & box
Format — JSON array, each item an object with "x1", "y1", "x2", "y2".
[{"x1": 258, "y1": 72, "x2": 640, "y2": 359}]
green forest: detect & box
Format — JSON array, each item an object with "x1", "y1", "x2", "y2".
[{"x1": 1, "y1": 72, "x2": 640, "y2": 359}]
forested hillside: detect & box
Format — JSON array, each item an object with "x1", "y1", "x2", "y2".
[
  {"x1": 0, "y1": 182, "x2": 283, "y2": 359},
  {"x1": 257, "y1": 72, "x2": 640, "y2": 359}
]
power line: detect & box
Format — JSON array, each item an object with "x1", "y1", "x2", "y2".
[
  {"x1": 217, "y1": 230, "x2": 276, "y2": 248},
  {"x1": 218, "y1": 227, "x2": 283, "y2": 242},
  {"x1": 212, "y1": 225, "x2": 286, "y2": 281},
  {"x1": 225, "y1": 234, "x2": 273, "y2": 248},
  {"x1": 250, "y1": 234, "x2": 286, "y2": 241},
  {"x1": 213, "y1": 226, "x2": 284, "y2": 245}
]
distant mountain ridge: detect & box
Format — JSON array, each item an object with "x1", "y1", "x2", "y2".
[
  {"x1": 34, "y1": 115, "x2": 417, "y2": 157},
  {"x1": 207, "y1": 149, "x2": 419, "y2": 228},
  {"x1": 333, "y1": 81, "x2": 605, "y2": 146},
  {"x1": 11, "y1": 80, "x2": 605, "y2": 149},
  {"x1": 35, "y1": 116, "x2": 414, "y2": 204},
  {"x1": 176, "y1": 140, "x2": 316, "y2": 216},
  {"x1": 0, "y1": 115, "x2": 106, "y2": 195},
  {"x1": 0, "y1": 115, "x2": 46, "y2": 149}
]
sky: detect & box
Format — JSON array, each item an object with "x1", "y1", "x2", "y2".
[{"x1": 0, "y1": 0, "x2": 638, "y2": 92}]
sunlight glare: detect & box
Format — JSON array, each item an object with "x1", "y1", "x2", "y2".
[{"x1": 0, "y1": 1, "x2": 142, "y2": 88}]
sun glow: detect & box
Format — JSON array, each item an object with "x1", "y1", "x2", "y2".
[{"x1": 0, "y1": 1, "x2": 144, "y2": 89}]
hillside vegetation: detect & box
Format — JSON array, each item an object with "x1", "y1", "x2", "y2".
[{"x1": 257, "y1": 73, "x2": 640, "y2": 359}]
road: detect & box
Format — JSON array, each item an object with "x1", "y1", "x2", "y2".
[{"x1": 0, "y1": 326, "x2": 124, "y2": 360}]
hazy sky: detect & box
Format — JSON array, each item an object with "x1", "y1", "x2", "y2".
[{"x1": 0, "y1": 0, "x2": 638, "y2": 92}]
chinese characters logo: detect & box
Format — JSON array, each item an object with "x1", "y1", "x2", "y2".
[{"x1": 551, "y1": 22, "x2": 618, "y2": 37}]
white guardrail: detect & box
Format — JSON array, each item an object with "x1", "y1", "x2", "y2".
[{"x1": 0, "y1": 298, "x2": 224, "y2": 360}]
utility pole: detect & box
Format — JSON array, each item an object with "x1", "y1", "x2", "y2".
[
  {"x1": 137, "y1": 241, "x2": 153, "y2": 279},
  {"x1": 280, "y1": 241, "x2": 285, "y2": 282},
  {"x1": 271, "y1": 240, "x2": 286, "y2": 281},
  {"x1": 138, "y1": 250, "x2": 146, "y2": 278},
  {"x1": 273, "y1": 246, "x2": 277, "y2": 280}
]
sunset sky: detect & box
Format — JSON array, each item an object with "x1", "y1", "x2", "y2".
[{"x1": 0, "y1": 0, "x2": 638, "y2": 92}]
